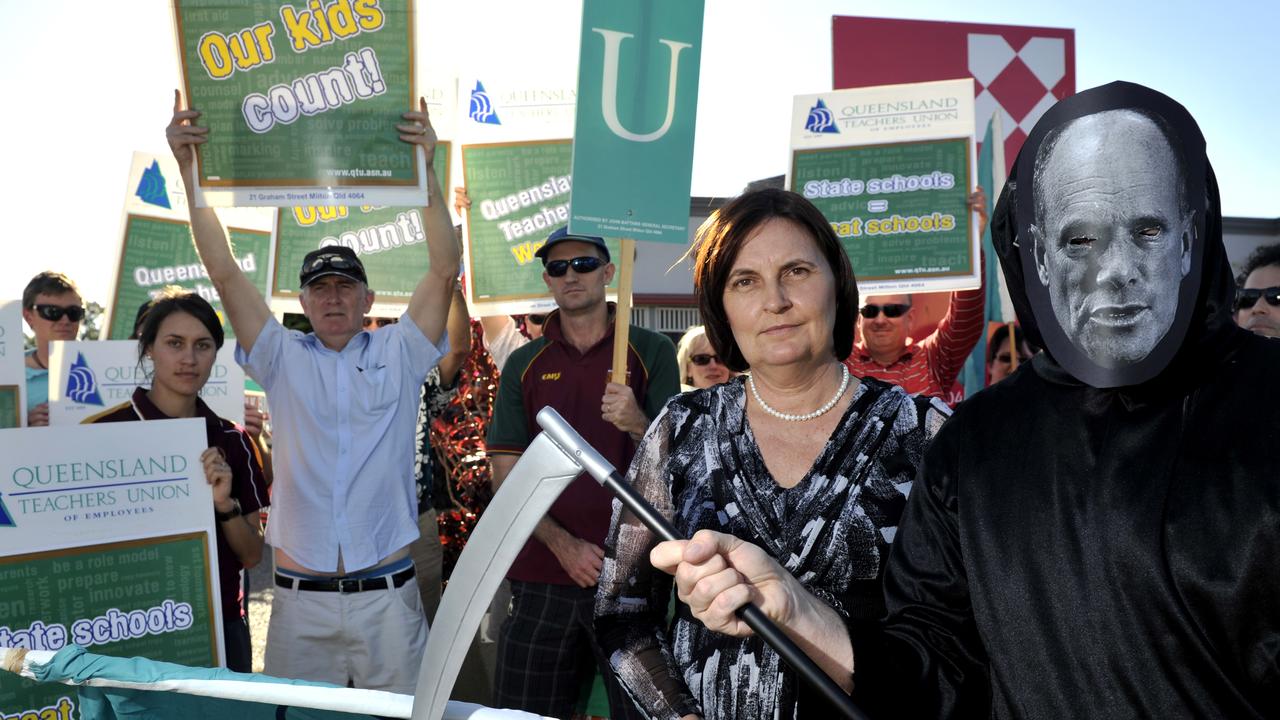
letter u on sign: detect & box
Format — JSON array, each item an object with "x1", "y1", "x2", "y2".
[{"x1": 591, "y1": 28, "x2": 692, "y2": 143}]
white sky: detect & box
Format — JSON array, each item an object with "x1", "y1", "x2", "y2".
[{"x1": 2, "y1": 0, "x2": 1277, "y2": 306}]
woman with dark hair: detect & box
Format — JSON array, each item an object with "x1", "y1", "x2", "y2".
[
  {"x1": 88, "y1": 288, "x2": 268, "y2": 672},
  {"x1": 594, "y1": 188, "x2": 950, "y2": 720},
  {"x1": 986, "y1": 322, "x2": 1037, "y2": 385}
]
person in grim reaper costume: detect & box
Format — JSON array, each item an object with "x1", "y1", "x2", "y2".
[{"x1": 647, "y1": 82, "x2": 1280, "y2": 718}]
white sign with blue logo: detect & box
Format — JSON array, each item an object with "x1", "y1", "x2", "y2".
[
  {"x1": 46, "y1": 341, "x2": 245, "y2": 427},
  {"x1": 0, "y1": 419, "x2": 213, "y2": 552},
  {"x1": 0, "y1": 300, "x2": 26, "y2": 428}
]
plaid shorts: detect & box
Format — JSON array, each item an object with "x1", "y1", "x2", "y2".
[{"x1": 494, "y1": 580, "x2": 643, "y2": 720}]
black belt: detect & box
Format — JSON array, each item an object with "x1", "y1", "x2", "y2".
[{"x1": 274, "y1": 566, "x2": 415, "y2": 593}]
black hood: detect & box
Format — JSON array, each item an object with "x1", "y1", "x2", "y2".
[{"x1": 990, "y1": 81, "x2": 1241, "y2": 390}]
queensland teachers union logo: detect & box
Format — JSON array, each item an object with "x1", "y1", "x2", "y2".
[
  {"x1": 0, "y1": 492, "x2": 13, "y2": 527},
  {"x1": 805, "y1": 99, "x2": 839, "y2": 134},
  {"x1": 469, "y1": 80, "x2": 501, "y2": 125},
  {"x1": 66, "y1": 352, "x2": 104, "y2": 406},
  {"x1": 135, "y1": 160, "x2": 172, "y2": 209}
]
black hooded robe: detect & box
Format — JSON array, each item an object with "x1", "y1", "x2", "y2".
[{"x1": 835, "y1": 155, "x2": 1280, "y2": 717}]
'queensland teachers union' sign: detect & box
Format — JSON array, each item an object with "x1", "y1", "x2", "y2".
[{"x1": 47, "y1": 341, "x2": 245, "y2": 426}]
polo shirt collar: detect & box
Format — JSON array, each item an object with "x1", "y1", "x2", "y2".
[
  {"x1": 853, "y1": 337, "x2": 919, "y2": 365},
  {"x1": 130, "y1": 386, "x2": 218, "y2": 422},
  {"x1": 541, "y1": 302, "x2": 617, "y2": 355}
]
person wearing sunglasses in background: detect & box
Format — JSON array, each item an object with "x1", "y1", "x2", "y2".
[
  {"x1": 20, "y1": 271, "x2": 84, "y2": 426},
  {"x1": 675, "y1": 324, "x2": 735, "y2": 391},
  {"x1": 485, "y1": 225, "x2": 679, "y2": 719},
  {"x1": 1235, "y1": 243, "x2": 1280, "y2": 339},
  {"x1": 167, "y1": 92, "x2": 459, "y2": 693},
  {"x1": 844, "y1": 190, "x2": 989, "y2": 405},
  {"x1": 986, "y1": 322, "x2": 1038, "y2": 385}
]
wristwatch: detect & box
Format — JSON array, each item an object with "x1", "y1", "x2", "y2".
[{"x1": 214, "y1": 498, "x2": 243, "y2": 523}]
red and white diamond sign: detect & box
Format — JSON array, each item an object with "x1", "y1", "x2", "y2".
[{"x1": 833, "y1": 17, "x2": 1075, "y2": 172}]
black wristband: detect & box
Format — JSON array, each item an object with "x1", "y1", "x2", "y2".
[{"x1": 214, "y1": 498, "x2": 243, "y2": 523}]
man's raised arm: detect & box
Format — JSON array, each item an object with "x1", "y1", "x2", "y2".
[
  {"x1": 166, "y1": 90, "x2": 272, "y2": 353},
  {"x1": 401, "y1": 98, "x2": 461, "y2": 346}
]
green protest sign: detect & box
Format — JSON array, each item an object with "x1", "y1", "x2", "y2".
[
  {"x1": 173, "y1": 0, "x2": 417, "y2": 188},
  {"x1": 569, "y1": 0, "x2": 704, "y2": 243},
  {"x1": 0, "y1": 534, "x2": 217, "y2": 720},
  {"x1": 792, "y1": 138, "x2": 974, "y2": 281},
  {"x1": 108, "y1": 215, "x2": 271, "y2": 340},
  {"x1": 272, "y1": 146, "x2": 449, "y2": 303},
  {"x1": 463, "y1": 141, "x2": 619, "y2": 308},
  {"x1": 0, "y1": 386, "x2": 19, "y2": 429}
]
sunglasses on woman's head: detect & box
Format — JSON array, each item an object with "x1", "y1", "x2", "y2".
[
  {"x1": 859, "y1": 303, "x2": 910, "y2": 319},
  {"x1": 690, "y1": 353, "x2": 720, "y2": 366},
  {"x1": 526, "y1": 314, "x2": 547, "y2": 325},
  {"x1": 31, "y1": 304, "x2": 86, "y2": 322},
  {"x1": 1235, "y1": 287, "x2": 1280, "y2": 312},
  {"x1": 545, "y1": 256, "x2": 605, "y2": 277}
]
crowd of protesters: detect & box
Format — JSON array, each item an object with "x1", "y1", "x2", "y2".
[{"x1": 15, "y1": 85, "x2": 1277, "y2": 719}]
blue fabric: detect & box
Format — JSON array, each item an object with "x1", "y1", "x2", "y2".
[
  {"x1": 32, "y1": 645, "x2": 383, "y2": 719},
  {"x1": 24, "y1": 349, "x2": 48, "y2": 411},
  {"x1": 235, "y1": 313, "x2": 446, "y2": 572},
  {"x1": 960, "y1": 119, "x2": 1004, "y2": 399}
]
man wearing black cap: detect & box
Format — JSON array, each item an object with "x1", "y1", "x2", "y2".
[
  {"x1": 166, "y1": 95, "x2": 459, "y2": 693},
  {"x1": 485, "y1": 226, "x2": 679, "y2": 719}
]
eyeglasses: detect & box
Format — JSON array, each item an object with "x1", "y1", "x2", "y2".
[
  {"x1": 526, "y1": 314, "x2": 547, "y2": 326},
  {"x1": 31, "y1": 304, "x2": 86, "y2": 322},
  {"x1": 1235, "y1": 286, "x2": 1280, "y2": 312},
  {"x1": 859, "y1": 303, "x2": 910, "y2": 319},
  {"x1": 545, "y1": 256, "x2": 605, "y2": 277},
  {"x1": 690, "y1": 353, "x2": 720, "y2": 366},
  {"x1": 994, "y1": 353, "x2": 1032, "y2": 364}
]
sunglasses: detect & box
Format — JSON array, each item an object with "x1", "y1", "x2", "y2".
[
  {"x1": 526, "y1": 313, "x2": 547, "y2": 325},
  {"x1": 362, "y1": 317, "x2": 395, "y2": 328},
  {"x1": 545, "y1": 256, "x2": 605, "y2": 277},
  {"x1": 690, "y1": 353, "x2": 720, "y2": 366},
  {"x1": 303, "y1": 252, "x2": 361, "y2": 274},
  {"x1": 859, "y1": 303, "x2": 910, "y2": 319},
  {"x1": 31, "y1": 304, "x2": 86, "y2": 322},
  {"x1": 1235, "y1": 286, "x2": 1280, "y2": 312},
  {"x1": 995, "y1": 353, "x2": 1032, "y2": 364}
]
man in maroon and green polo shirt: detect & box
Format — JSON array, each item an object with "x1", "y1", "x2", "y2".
[{"x1": 486, "y1": 226, "x2": 679, "y2": 719}]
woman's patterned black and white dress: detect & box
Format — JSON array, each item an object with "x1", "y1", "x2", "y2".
[{"x1": 594, "y1": 375, "x2": 949, "y2": 720}]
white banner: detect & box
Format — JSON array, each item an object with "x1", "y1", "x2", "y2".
[{"x1": 48, "y1": 341, "x2": 245, "y2": 426}]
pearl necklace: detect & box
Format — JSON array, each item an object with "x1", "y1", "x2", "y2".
[{"x1": 748, "y1": 364, "x2": 850, "y2": 422}]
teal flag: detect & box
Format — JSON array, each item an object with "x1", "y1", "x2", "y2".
[
  {"x1": 569, "y1": 0, "x2": 705, "y2": 243},
  {"x1": 960, "y1": 119, "x2": 1004, "y2": 398}
]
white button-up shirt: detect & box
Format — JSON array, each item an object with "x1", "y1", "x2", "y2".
[{"x1": 237, "y1": 315, "x2": 445, "y2": 572}]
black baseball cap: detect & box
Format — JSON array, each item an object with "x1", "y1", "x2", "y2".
[
  {"x1": 299, "y1": 246, "x2": 368, "y2": 288},
  {"x1": 534, "y1": 226, "x2": 610, "y2": 264}
]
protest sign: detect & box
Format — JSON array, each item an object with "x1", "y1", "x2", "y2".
[
  {"x1": 456, "y1": 71, "x2": 616, "y2": 317},
  {"x1": 270, "y1": 147, "x2": 449, "y2": 318},
  {"x1": 462, "y1": 140, "x2": 621, "y2": 317},
  {"x1": 47, "y1": 341, "x2": 245, "y2": 426},
  {"x1": 105, "y1": 152, "x2": 276, "y2": 342},
  {"x1": 569, "y1": 0, "x2": 704, "y2": 243},
  {"x1": 171, "y1": 0, "x2": 427, "y2": 207},
  {"x1": 107, "y1": 215, "x2": 272, "y2": 342},
  {"x1": 0, "y1": 301, "x2": 24, "y2": 429},
  {"x1": 789, "y1": 79, "x2": 980, "y2": 294},
  {"x1": 0, "y1": 419, "x2": 222, "y2": 718}
]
